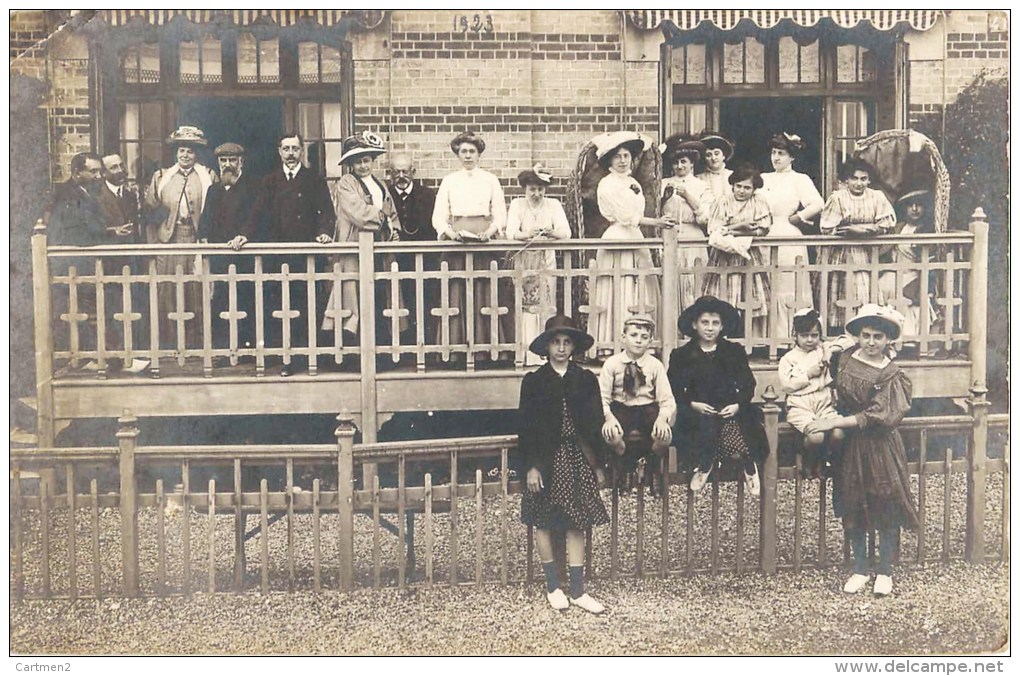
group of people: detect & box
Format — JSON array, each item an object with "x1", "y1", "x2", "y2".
[
  {"x1": 516, "y1": 298, "x2": 916, "y2": 613},
  {"x1": 47, "y1": 124, "x2": 934, "y2": 375}
]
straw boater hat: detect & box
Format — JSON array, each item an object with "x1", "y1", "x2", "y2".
[
  {"x1": 591, "y1": 131, "x2": 652, "y2": 165},
  {"x1": 339, "y1": 131, "x2": 386, "y2": 165},
  {"x1": 659, "y1": 134, "x2": 706, "y2": 166},
  {"x1": 528, "y1": 315, "x2": 594, "y2": 357},
  {"x1": 678, "y1": 295, "x2": 740, "y2": 338},
  {"x1": 896, "y1": 189, "x2": 931, "y2": 206},
  {"x1": 517, "y1": 163, "x2": 553, "y2": 188},
  {"x1": 450, "y1": 131, "x2": 486, "y2": 155},
  {"x1": 166, "y1": 125, "x2": 208, "y2": 147},
  {"x1": 214, "y1": 142, "x2": 245, "y2": 157},
  {"x1": 846, "y1": 304, "x2": 904, "y2": 342},
  {"x1": 698, "y1": 131, "x2": 734, "y2": 160}
]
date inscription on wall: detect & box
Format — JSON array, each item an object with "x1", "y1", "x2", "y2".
[{"x1": 453, "y1": 13, "x2": 494, "y2": 33}]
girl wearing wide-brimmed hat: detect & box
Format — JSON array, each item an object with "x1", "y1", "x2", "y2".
[
  {"x1": 696, "y1": 131, "x2": 735, "y2": 199},
  {"x1": 877, "y1": 189, "x2": 937, "y2": 343},
  {"x1": 322, "y1": 131, "x2": 408, "y2": 347},
  {"x1": 667, "y1": 296, "x2": 770, "y2": 497},
  {"x1": 430, "y1": 131, "x2": 511, "y2": 357},
  {"x1": 506, "y1": 165, "x2": 572, "y2": 366},
  {"x1": 588, "y1": 131, "x2": 676, "y2": 355},
  {"x1": 803, "y1": 304, "x2": 919, "y2": 597},
  {"x1": 819, "y1": 158, "x2": 896, "y2": 332},
  {"x1": 516, "y1": 315, "x2": 609, "y2": 614},
  {"x1": 660, "y1": 134, "x2": 713, "y2": 314},
  {"x1": 760, "y1": 132, "x2": 825, "y2": 340}
]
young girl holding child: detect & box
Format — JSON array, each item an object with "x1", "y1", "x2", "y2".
[
  {"x1": 778, "y1": 308, "x2": 848, "y2": 477},
  {"x1": 668, "y1": 296, "x2": 769, "y2": 496},
  {"x1": 517, "y1": 315, "x2": 609, "y2": 614},
  {"x1": 803, "y1": 304, "x2": 919, "y2": 597}
]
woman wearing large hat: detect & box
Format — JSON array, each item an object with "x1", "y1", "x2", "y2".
[
  {"x1": 588, "y1": 131, "x2": 675, "y2": 355},
  {"x1": 507, "y1": 165, "x2": 572, "y2": 366},
  {"x1": 322, "y1": 131, "x2": 408, "y2": 348},
  {"x1": 516, "y1": 315, "x2": 609, "y2": 613},
  {"x1": 760, "y1": 132, "x2": 825, "y2": 340},
  {"x1": 803, "y1": 303, "x2": 918, "y2": 597},
  {"x1": 660, "y1": 134, "x2": 713, "y2": 313},
  {"x1": 143, "y1": 125, "x2": 217, "y2": 349},
  {"x1": 430, "y1": 131, "x2": 512, "y2": 358},
  {"x1": 696, "y1": 130, "x2": 735, "y2": 199}
]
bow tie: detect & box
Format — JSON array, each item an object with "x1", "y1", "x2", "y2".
[{"x1": 623, "y1": 360, "x2": 646, "y2": 397}]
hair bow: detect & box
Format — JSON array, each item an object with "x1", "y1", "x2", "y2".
[
  {"x1": 361, "y1": 131, "x2": 385, "y2": 149},
  {"x1": 532, "y1": 163, "x2": 552, "y2": 183}
]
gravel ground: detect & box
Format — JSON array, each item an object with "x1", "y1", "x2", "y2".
[{"x1": 10, "y1": 471, "x2": 1008, "y2": 655}]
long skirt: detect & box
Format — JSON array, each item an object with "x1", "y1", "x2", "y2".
[
  {"x1": 821, "y1": 244, "x2": 873, "y2": 330},
  {"x1": 701, "y1": 247, "x2": 770, "y2": 338},
  {"x1": 153, "y1": 221, "x2": 202, "y2": 349}
]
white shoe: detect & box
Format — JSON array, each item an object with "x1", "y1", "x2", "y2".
[
  {"x1": 125, "y1": 358, "x2": 151, "y2": 373},
  {"x1": 873, "y1": 575, "x2": 893, "y2": 596},
  {"x1": 690, "y1": 468, "x2": 712, "y2": 492},
  {"x1": 569, "y1": 592, "x2": 605, "y2": 614},
  {"x1": 843, "y1": 573, "x2": 870, "y2": 594},
  {"x1": 744, "y1": 466, "x2": 760, "y2": 497},
  {"x1": 546, "y1": 588, "x2": 569, "y2": 610}
]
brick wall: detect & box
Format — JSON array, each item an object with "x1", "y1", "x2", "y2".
[{"x1": 10, "y1": 11, "x2": 48, "y2": 80}]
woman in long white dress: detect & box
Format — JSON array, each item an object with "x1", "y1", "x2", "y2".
[
  {"x1": 588, "y1": 131, "x2": 675, "y2": 356},
  {"x1": 660, "y1": 135, "x2": 713, "y2": 314},
  {"x1": 696, "y1": 131, "x2": 735, "y2": 200},
  {"x1": 506, "y1": 165, "x2": 571, "y2": 365},
  {"x1": 760, "y1": 133, "x2": 824, "y2": 341}
]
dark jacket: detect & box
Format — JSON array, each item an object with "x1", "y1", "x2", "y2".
[
  {"x1": 515, "y1": 362, "x2": 607, "y2": 479},
  {"x1": 47, "y1": 180, "x2": 107, "y2": 247},
  {"x1": 388, "y1": 180, "x2": 438, "y2": 241},
  {"x1": 667, "y1": 338, "x2": 770, "y2": 463},
  {"x1": 96, "y1": 182, "x2": 141, "y2": 243},
  {"x1": 199, "y1": 172, "x2": 260, "y2": 242},
  {"x1": 247, "y1": 165, "x2": 335, "y2": 242}
]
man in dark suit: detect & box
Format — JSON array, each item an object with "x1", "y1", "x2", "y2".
[
  {"x1": 199, "y1": 142, "x2": 261, "y2": 366},
  {"x1": 387, "y1": 152, "x2": 438, "y2": 344},
  {"x1": 98, "y1": 153, "x2": 150, "y2": 371},
  {"x1": 247, "y1": 133, "x2": 336, "y2": 376},
  {"x1": 48, "y1": 152, "x2": 123, "y2": 372}
]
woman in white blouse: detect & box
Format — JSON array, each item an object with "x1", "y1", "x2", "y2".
[
  {"x1": 431, "y1": 131, "x2": 510, "y2": 357},
  {"x1": 760, "y1": 132, "x2": 824, "y2": 340},
  {"x1": 506, "y1": 165, "x2": 571, "y2": 365},
  {"x1": 660, "y1": 134, "x2": 713, "y2": 315},
  {"x1": 588, "y1": 131, "x2": 675, "y2": 356}
]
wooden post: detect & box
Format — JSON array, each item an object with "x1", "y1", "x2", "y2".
[
  {"x1": 31, "y1": 220, "x2": 55, "y2": 449},
  {"x1": 965, "y1": 209, "x2": 989, "y2": 563},
  {"x1": 660, "y1": 226, "x2": 679, "y2": 357},
  {"x1": 335, "y1": 409, "x2": 357, "y2": 591},
  {"x1": 358, "y1": 230, "x2": 379, "y2": 488},
  {"x1": 760, "y1": 386, "x2": 780, "y2": 573},
  {"x1": 117, "y1": 410, "x2": 140, "y2": 596}
]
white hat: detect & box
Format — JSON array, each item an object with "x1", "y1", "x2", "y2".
[
  {"x1": 846, "y1": 304, "x2": 905, "y2": 341},
  {"x1": 591, "y1": 131, "x2": 652, "y2": 162}
]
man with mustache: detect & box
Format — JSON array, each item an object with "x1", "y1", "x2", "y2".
[
  {"x1": 199, "y1": 142, "x2": 260, "y2": 366},
  {"x1": 387, "y1": 152, "x2": 437, "y2": 345}
]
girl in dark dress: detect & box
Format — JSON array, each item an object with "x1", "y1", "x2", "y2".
[
  {"x1": 667, "y1": 296, "x2": 770, "y2": 497},
  {"x1": 804, "y1": 304, "x2": 919, "y2": 597},
  {"x1": 517, "y1": 315, "x2": 609, "y2": 613}
]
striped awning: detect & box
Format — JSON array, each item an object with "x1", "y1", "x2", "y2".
[
  {"x1": 626, "y1": 10, "x2": 942, "y2": 32},
  {"x1": 100, "y1": 10, "x2": 385, "y2": 29}
]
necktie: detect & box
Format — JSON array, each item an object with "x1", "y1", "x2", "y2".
[
  {"x1": 117, "y1": 186, "x2": 123, "y2": 198},
  {"x1": 177, "y1": 172, "x2": 191, "y2": 220},
  {"x1": 623, "y1": 361, "x2": 646, "y2": 398},
  {"x1": 286, "y1": 170, "x2": 293, "y2": 181}
]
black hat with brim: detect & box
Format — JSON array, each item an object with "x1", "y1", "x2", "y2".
[
  {"x1": 678, "y1": 295, "x2": 740, "y2": 338},
  {"x1": 529, "y1": 315, "x2": 595, "y2": 357}
]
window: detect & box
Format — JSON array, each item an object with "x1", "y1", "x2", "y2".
[
  {"x1": 297, "y1": 101, "x2": 344, "y2": 185},
  {"x1": 834, "y1": 100, "x2": 874, "y2": 165},
  {"x1": 837, "y1": 44, "x2": 877, "y2": 84},
  {"x1": 778, "y1": 36, "x2": 819, "y2": 85},
  {"x1": 670, "y1": 43, "x2": 707, "y2": 86},
  {"x1": 237, "y1": 33, "x2": 280, "y2": 84},
  {"x1": 179, "y1": 36, "x2": 223, "y2": 84},
  {"x1": 722, "y1": 36, "x2": 766, "y2": 85},
  {"x1": 298, "y1": 41, "x2": 343, "y2": 84},
  {"x1": 119, "y1": 42, "x2": 160, "y2": 84},
  {"x1": 670, "y1": 102, "x2": 709, "y2": 136},
  {"x1": 120, "y1": 102, "x2": 164, "y2": 182}
]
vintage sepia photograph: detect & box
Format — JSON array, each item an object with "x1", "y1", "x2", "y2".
[{"x1": 8, "y1": 8, "x2": 1010, "y2": 660}]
